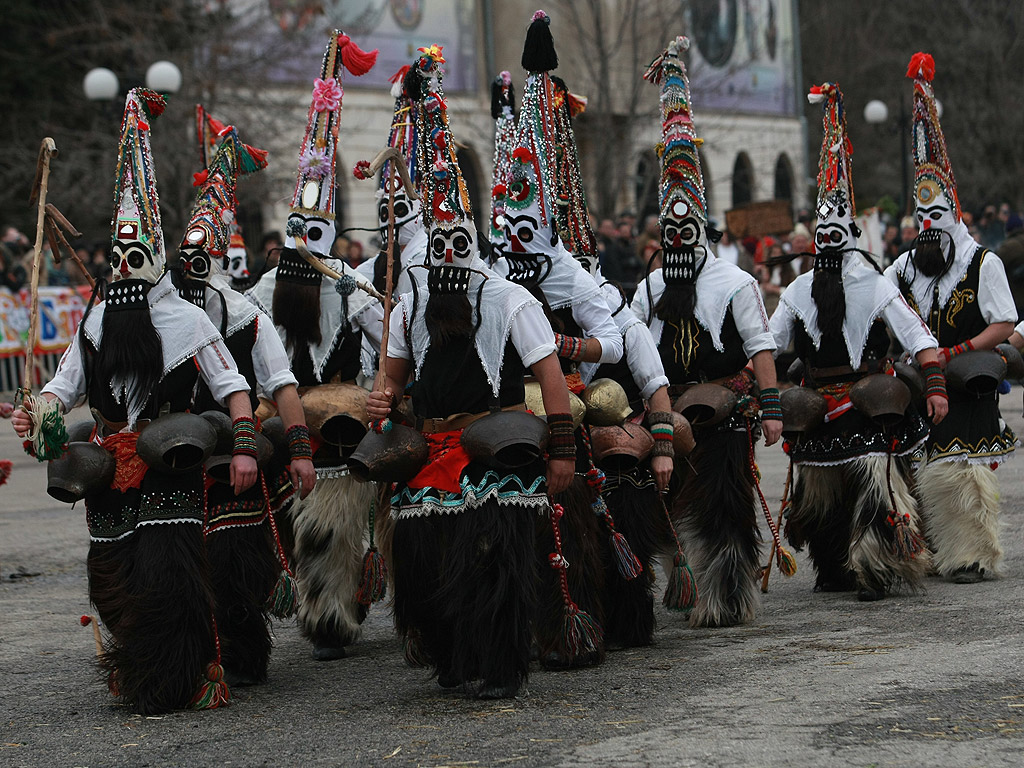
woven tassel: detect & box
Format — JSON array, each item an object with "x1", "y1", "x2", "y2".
[
  {"x1": 19, "y1": 392, "x2": 67, "y2": 462},
  {"x1": 356, "y1": 547, "x2": 387, "y2": 605},
  {"x1": 266, "y1": 570, "x2": 298, "y2": 618},
  {"x1": 890, "y1": 512, "x2": 926, "y2": 561},
  {"x1": 748, "y1": 424, "x2": 797, "y2": 578},
  {"x1": 778, "y1": 547, "x2": 798, "y2": 576},
  {"x1": 356, "y1": 499, "x2": 388, "y2": 605},
  {"x1": 0, "y1": 459, "x2": 11, "y2": 486},
  {"x1": 663, "y1": 550, "x2": 697, "y2": 612},
  {"x1": 189, "y1": 662, "x2": 231, "y2": 710},
  {"x1": 596, "y1": 499, "x2": 642, "y2": 580},
  {"x1": 562, "y1": 604, "x2": 602, "y2": 658}
]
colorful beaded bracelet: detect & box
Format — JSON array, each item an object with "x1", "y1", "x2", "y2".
[
  {"x1": 232, "y1": 416, "x2": 259, "y2": 458},
  {"x1": 286, "y1": 424, "x2": 313, "y2": 461}
]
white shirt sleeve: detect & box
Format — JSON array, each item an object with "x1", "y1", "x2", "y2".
[
  {"x1": 731, "y1": 280, "x2": 777, "y2": 358},
  {"x1": 510, "y1": 301, "x2": 557, "y2": 368},
  {"x1": 631, "y1": 283, "x2": 652, "y2": 325},
  {"x1": 978, "y1": 252, "x2": 1018, "y2": 325},
  {"x1": 40, "y1": 327, "x2": 87, "y2": 412},
  {"x1": 882, "y1": 295, "x2": 938, "y2": 356},
  {"x1": 768, "y1": 298, "x2": 796, "y2": 359},
  {"x1": 622, "y1": 321, "x2": 669, "y2": 400},
  {"x1": 251, "y1": 312, "x2": 299, "y2": 398},
  {"x1": 353, "y1": 300, "x2": 386, "y2": 355},
  {"x1": 386, "y1": 300, "x2": 412, "y2": 361},
  {"x1": 195, "y1": 338, "x2": 250, "y2": 406},
  {"x1": 1015, "y1": 319, "x2": 1024, "y2": 337},
  {"x1": 571, "y1": 299, "x2": 624, "y2": 364}
]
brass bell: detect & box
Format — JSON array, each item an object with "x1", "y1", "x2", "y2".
[
  {"x1": 589, "y1": 422, "x2": 654, "y2": 471},
  {"x1": 780, "y1": 387, "x2": 828, "y2": 435},
  {"x1": 348, "y1": 423, "x2": 429, "y2": 483},
  {"x1": 47, "y1": 442, "x2": 116, "y2": 503},
  {"x1": 580, "y1": 378, "x2": 632, "y2": 426},
  {"x1": 461, "y1": 411, "x2": 549, "y2": 469},
  {"x1": 136, "y1": 412, "x2": 217, "y2": 474},
  {"x1": 849, "y1": 374, "x2": 911, "y2": 426},
  {"x1": 672, "y1": 383, "x2": 737, "y2": 427},
  {"x1": 301, "y1": 382, "x2": 370, "y2": 449},
  {"x1": 524, "y1": 381, "x2": 586, "y2": 429}
]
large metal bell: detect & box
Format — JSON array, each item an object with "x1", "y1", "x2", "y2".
[
  {"x1": 673, "y1": 383, "x2": 737, "y2": 427},
  {"x1": 893, "y1": 362, "x2": 925, "y2": 403},
  {"x1": 945, "y1": 349, "x2": 1007, "y2": 396},
  {"x1": 200, "y1": 410, "x2": 234, "y2": 455},
  {"x1": 996, "y1": 342, "x2": 1024, "y2": 380},
  {"x1": 348, "y1": 423, "x2": 429, "y2": 483},
  {"x1": 780, "y1": 387, "x2": 828, "y2": 436},
  {"x1": 524, "y1": 381, "x2": 586, "y2": 429},
  {"x1": 668, "y1": 411, "x2": 696, "y2": 456},
  {"x1": 461, "y1": 411, "x2": 549, "y2": 469},
  {"x1": 136, "y1": 412, "x2": 217, "y2": 474},
  {"x1": 301, "y1": 383, "x2": 370, "y2": 449},
  {"x1": 849, "y1": 374, "x2": 911, "y2": 426},
  {"x1": 580, "y1": 378, "x2": 632, "y2": 426},
  {"x1": 47, "y1": 442, "x2": 115, "y2": 503},
  {"x1": 66, "y1": 419, "x2": 96, "y2": 444},
  {"x1": 204, "y1": 433, "x2": 274, "y2": 485},
  {"x1": 589, "y1": 422, "x2": 654, "y2": 471}
]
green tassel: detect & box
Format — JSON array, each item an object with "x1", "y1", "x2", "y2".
[
  {"x1": 561, "y1": 604, "x2": 603, "y2": 659},
  {"x1": 663, "y1": 551, "x2": 697, "y2": 612},
  {"x1": 189, "y1": 663, "x2": 231, "y2": 710},
  {"x1": 356, "y1": 547, "x2": 387, "y2": 605},
  {"x1": 19, "y1": 392, "x2": 67, "y2": 462},
  {"x1": 266, "y1": 570, "x2": 298, "y2": 619}
]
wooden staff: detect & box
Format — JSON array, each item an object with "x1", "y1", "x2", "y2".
[
  {"x1": 23, "y1": 138, "x2": 58, "y2": 395},
  {"x1": 352, "y1": 147, "x2": 419, "y2": 394},
  {"x1": 43, "y1": 203, "x2": 94, "y2": 290}
]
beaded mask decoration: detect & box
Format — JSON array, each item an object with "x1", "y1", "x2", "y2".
[{"x1": 907, "y1": 52, "x2": 960, "y2": 231}]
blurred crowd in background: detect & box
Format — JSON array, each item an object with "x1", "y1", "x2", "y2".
[{"x1": 5, "y1": 198, "x2": 1024, "y2": 321}]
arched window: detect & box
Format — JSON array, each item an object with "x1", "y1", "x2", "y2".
[
  {"x1": 732, "y1": 152, "x2": 754, "y2": 207},
  {"x1": 774, "y1": 153, "x2": 794, "y2": 202}
]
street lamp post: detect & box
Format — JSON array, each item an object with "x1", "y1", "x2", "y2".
[
  {"x1": 82, "y1": 60, "x2": 183, "y2": 103},
  {"x1": 864, "y1": 93, "x2": 943, "y2": 217}
]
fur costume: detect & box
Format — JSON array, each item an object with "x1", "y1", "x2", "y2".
[{"x1": 884, "y1": 54, "x2": 1016, "y2": 580}]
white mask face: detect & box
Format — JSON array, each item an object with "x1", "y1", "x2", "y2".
[
  {"x1": 177, "y1": 245, "x2": 214, "y2": 283},
  {"x1": 226, "y1": 246, "x2": 249, "y2": 280},
  {"x1": 428, "y1": 225, "x2": 476, "y2": 268},
  {"x1": 111, "y1": 220, "x2": 163, "y2": 283},
  {"x1": 916, "y1": 184, "x2": 957, "y2": 233},
  {"x1": 284, "y1": 213, "x2": 336, "y2": 256},
  {"x1": 814, "y1": 189, "x2": 858, "y2": 253},
  {"x1": 661, "y1": 199, "x2": 704, "y2": 251}
]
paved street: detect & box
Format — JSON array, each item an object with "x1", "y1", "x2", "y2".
[{"x1": 2, "y1": 403, "x2": 1024, "y2": 767}]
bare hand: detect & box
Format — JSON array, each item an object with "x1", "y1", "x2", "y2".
[
  {"x1": 366, "y1": 388, "x2": 393, "y2": 421},
  {"x1": 650, "y1": 455, "x2": 673, "y2": 492},
  {"x1": 11, "y1": 407, "x2": 31, "y2": 437},
  {"x1": 289, "y1": 457, "x2": 316, "y2": 499},
  {"x1": 926, "y1": 394, "x2": 948, "y2": 424},
  {"x1": 546, "y1": 457, "x2": 574, "y2": 495},
  {"x1": 230, "y1": 455, "x2": 258, "y2": 495},
  {"x1": 762, "y1": 418, "x2": 783, "y2": 447}
]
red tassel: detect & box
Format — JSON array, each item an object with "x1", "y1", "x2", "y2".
[
  {"x1": 337, "y1": 34, "x2": 378, "y2": 76},
  {"x1": 0, "y1": 459, "x2": 11, "y2": 486},
  {"x1": 906, "y1": 52, "x2": 935, "y2": 81},
  {"x1": 189, "y1": 662, "x2": 231, "y2": 710},
  {"x1": 389, "y1": 65, "x2": 411, "y2": 84},
  {"x1": 242, "y1": 143, "x2": 269, "y2": 170},
  {"x1": 663, "y1": 551, "x2": 697, "y2": 612},
  {"x1": 610, "y1": 530, "x2": 643, "y2": 580}
]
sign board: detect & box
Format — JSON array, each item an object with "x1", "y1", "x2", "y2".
[{"x1": 725, "y1": 200, "x2": 794, "y2": 239}]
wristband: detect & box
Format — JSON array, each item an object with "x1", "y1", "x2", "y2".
[
  {"x1": 232, "y1": 416, "x2": 259, "y2": 458},
  {"x1": 554, "y1": 333, "x2": 585, "y2": 362},
  {"x1": 921, "y1": 360, "x2": 948, "y2": 400},
  {"x1": 647, "y1": 411, "x2": 675, "y2": 458},
  {"x1": 758, "y1": 387, "x2": 783, "y2": 421},
  {"x1": 942, "y1": 340, "x2": 974, "y2": 360},
  {"x1": 546, "y1": 413, "x2": 577, "y2": 460},
  {"x1": 286, "y1": 424, "x2": 313, "y2": 461}
]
